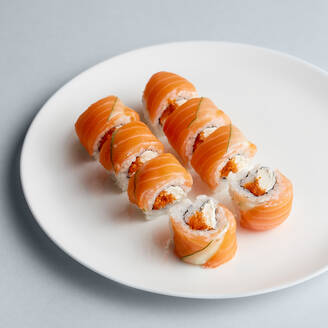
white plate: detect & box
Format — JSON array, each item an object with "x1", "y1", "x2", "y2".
[{"x1": 20, "y1": 41, "x2": 328, "y2": 299}]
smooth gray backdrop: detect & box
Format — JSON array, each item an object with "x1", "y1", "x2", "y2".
[{"x1": 1, "y1": 0, "x2": 327, "y2": 326}]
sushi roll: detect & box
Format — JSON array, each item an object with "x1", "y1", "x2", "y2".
[
  {"x1": 142, "y1": 71, "x2": 197, "y2": 132},
  {"x1": 75, "y1": 95, "x2": 140, "y2": 158},
  {"x1": 99, "y1": 121, "x2": 164, "y2": 191},
  {"x1": 191, "y1": 124, "x2": 257, "y2": 189},
  {"x1": 170, "y1": 195, "x2": 237, "y2": 268},
  {"x1": 163, "y1": 97, "x2": 230, "y2": 164},
  {"x1": 127, "y1": 153, "x2": 193, "y2": 220},
  {"x1": 229, "y1": 165, "x2": 293, "y2": 231}
]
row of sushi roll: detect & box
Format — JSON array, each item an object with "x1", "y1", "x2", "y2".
[
  {"x1": 75, "y1": 94, "x2": 238, "y2": 267},
  {"x1": 75, "y1": 95, "x2": 193, "y2": 220},
  {"x1": 143, "y1": 71, "x2": 293, "y2": 232}
]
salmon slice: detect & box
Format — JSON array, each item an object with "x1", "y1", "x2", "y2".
[
  {"x1": 75, "y1": 95, "x2": 140, "y2": 156},
  {"x1": 127, "y1": 153, "x2": 193, "y2": 212},
  {"x1": 98, "y1": 137, "x2": 112, "y2": 171},
  {"x1": 142, "y1": 71, "x2": 197, "y2": 126},
  {"x1": 99, "y1": 121, "x2": 164, "y2": 174},
  {"x1": 170, "y1": 204, "x2": 237, "y2": 268},
  {"x1": 204, "y1": 208, "x2": 237, "y2": 268},
  {"x1": 191, "y1": 124, "x2": 257, "y2": 189},
  {"x1": 234, "y1": 171, "x2": 293, "y2": 231},
  {"x1": 163, "y1": 97, "x2": 231, "y2": 164}
]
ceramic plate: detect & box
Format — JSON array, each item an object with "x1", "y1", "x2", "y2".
[{"x1": 20, "y1": 42, "x2": 328, "y2": 298}]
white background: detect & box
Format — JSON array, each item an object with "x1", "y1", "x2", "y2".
[{"x1": 1, "y1": 0, "x2": 327, "y2": 326}]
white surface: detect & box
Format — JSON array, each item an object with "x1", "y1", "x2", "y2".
[
  {"x1": 20, "y1": 41, "x2": 328, "y2": 298},
  {"x1": 2, "y1": 1, "x2": 328, "y2": 326}
]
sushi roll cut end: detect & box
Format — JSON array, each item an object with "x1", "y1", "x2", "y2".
[
  {"x1": 184, "y1": 198, "x2": 217, "y2": 231},
  {"x1": 152, "y1": 186, "x2": 186, "y2": 210},
  {"x1": 221, "y1": 154, "x2": 250, "y2": 178},
  {"x1": 170, "y1": 195, "x2": 237, "y2": 268},
  {"x1": 241, "y1": 166, "x2": 276, "y2": 196},
  {"x1": 144, "y1": 185, "x2": 188, "y2": 220},
  {"x1": 229, "y1": 165, "x2": 293, "y2": 231}
]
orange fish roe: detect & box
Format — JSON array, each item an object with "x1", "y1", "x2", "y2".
[
  {"x1": 188, "y1": 211, "x2": 214, "y2": 231},
  {"x1": 244, "y1": 178, "x2": 266, "y2": 196},
  {"x1": 152, "y1": 191, "x2": 176, "y2": 210},
  {"x1": 193, "y1": 131, "x2": 206, "y2": 152},
  {"x1": 98, "y1": 126, "x2": 116, "y2": 151},
  {"x1": 159, "y1": 102, "x2": 177, "y2": 126},
  {"x1": 221, "y1": 159, "x2": 239, "y2": 178},
  {"x1": 128, "y1": 156, "x2": 143, "y2": 177}
]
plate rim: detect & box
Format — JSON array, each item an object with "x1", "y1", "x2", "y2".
[{"x1": 20, "y1": 40, "x2": 328, "y2": 299}]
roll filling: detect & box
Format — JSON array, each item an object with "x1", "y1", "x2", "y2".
[
  {"x1": 242, "y1": 166, "x2": 276, "y2": 196},
  {"x1": 184, "y1": 198, "x2": 217, "y2": 230},
  {"x1": 220, "y1": 154, "x2": 249, "y2": 178},
  {"x1": 153, "y1": 186, "x2": 185, "y2": 210}
]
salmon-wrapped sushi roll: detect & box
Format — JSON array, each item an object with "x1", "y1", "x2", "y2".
[
  {"x1": 191, "y1": 124, "x2": 257, "y2": 189},
  {"x1": 163, "y1": 97, "x2": 230, "y2": 164},
  {"x1": 229, "y1": 165, "x2": 293, "y2": 231},
  {"x1": 75, "y1": 95, "x2": 140, "y2": 158},
  {"x1": 127, "y1": 153, "x2": 193, "y2": 220},
  {"x1": 99, "y1": 121, "x2": 164, "y2": 191},
  {"x1": 142, "y1": 71, "x2": 197, "y2": 131},
  {"x1": 170, "y1": 195, "x2": 237, "y2": 268}
]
